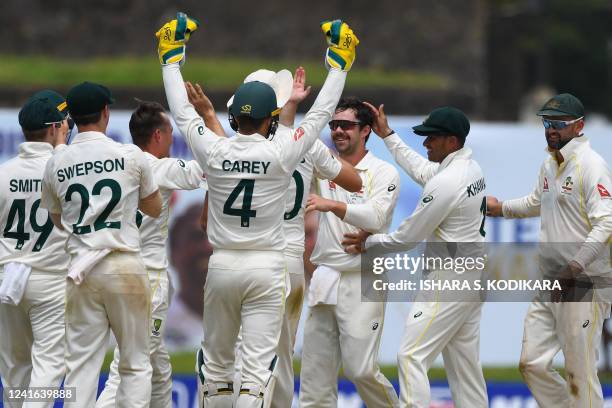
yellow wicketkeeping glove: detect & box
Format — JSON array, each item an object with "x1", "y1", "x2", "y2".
[
  {"x1": 155, "y1": 12, "x2": 200, "y2": 65},
  {"x1": 320, "y1": 19, "x2": 360, "y2": 71}
]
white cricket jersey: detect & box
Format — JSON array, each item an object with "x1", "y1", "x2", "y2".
[
  {"x1": 366, "y1": 134, "x2": 487, "y2": 251},
  {"x1": 503, "y1": 136, "x2": 612, "y2": 274},
  {"x1": 0, "y1": 142, "x2": 69, "y2": 272},
  {"x1": 283, "y1": 139, "x2": 341, "y2": 256},
  {"x1": 163, "y1": 64, "x2": 346, "y2": 251},
  {"x1": 41, "y1": 131, "x2": 158, "y2": 258},
  {"x1": 310, "y1": 151, "x2": 400, "y2": 272},
  {"x1": 138, "y1": 153, "x2": 206, "y2": 270}
]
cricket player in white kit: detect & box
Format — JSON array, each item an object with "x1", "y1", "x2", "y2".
[
  {"x1": 345, "y1": 105, "x2": 488, "y2": 408},
  {"x1": 156, "y1": 13, "x2": 359, "y2": 408},
  {"x1": 41, "y1": 82, "x2": 162, "y2": 408},
  {"x1": 0, "y1": 91, "x2": 70, "y2": 408},
  {"x1": 274, "y1": 67, "x2": 362, "y2": 407},
  {"x1": 300, "y1": 97, "x2": 401, "y2": 407},
  {"x1": 488, "y1": 93, "x2": 612, "y2": 408},
  {"x1": 96, "y1": 101, "x2": 209, "y2": 408}
]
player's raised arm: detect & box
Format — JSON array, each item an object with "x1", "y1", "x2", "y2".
[
  {"x1": 157, "y1": 12, "x2": 219, "y2": 166},
  {"x1": 364, "y1": 101, "x2": 438, "y2": 186},
  {"x1": 275, "y1": 20, "x2": 358, "y2": 170},
  {"x1": 186, "y1": 81, "x2": 226, "y2": 137}
]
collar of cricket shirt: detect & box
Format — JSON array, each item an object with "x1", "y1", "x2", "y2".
[
  {"x1": 70, "y1": 131, "x2": 111, "y2": 144},
  {"x1": 438, "y1": 147, "x2": 473, "y2": 172},
  {"x1": 354, "y1": 151, "x2": 375, "y2": 171},
  {"x1": 19, "y1": 141, "x2": 54, "y2": 158},
  {"x1": 546, "y1": 135, "x2": 589, "y2": 162}
]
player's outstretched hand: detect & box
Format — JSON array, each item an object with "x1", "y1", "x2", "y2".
[
  {"x1": 341, "y1": 230, "x2": 370, "y2": 254},
  {"x1": 288, "y1": 67, "x2": 312, "y2": 105},
  {"x1": 155, "y1": 12, "x2": 200, "y2": 65},
  {"x1": 305, "y1": 194, "x2": 335, "y2": 214},
  {"x1": 186, "y1": 82, "x2": 214, "y2": 117},
  {"x1": 320, "y1": 19, "x2": 359, "y2": 71},
  {"x1": 363, "y1": 102, "x2": 394, "y2": 138},
  {"x1": 486, "y1": 196, "x2": 503, "y2": 217}
]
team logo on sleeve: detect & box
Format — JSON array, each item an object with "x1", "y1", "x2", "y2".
[
  {"x1": 177, "y1": 159, "x2": 186, "y2": 168},
  {"x1": 387, "y1": 184, "x2": 396, "y2": 192},
  {"x1": 598, "y1": 184, "x2": 611, "y2": 198},
  {"x1": 328, "y1": 180, "x2": 337, "y2": 190},
  {"x1": 422, "y1": 195, "x2": 433, "y2": 203},
  {"x1": 293, "y1": 127, "x2": 305, "y2": 141},
  {"x1": 543, "y1": 177, "x2": 549, "y2": 192},
  {"x1": 152, "y1": 318, "x2": 163, "y2": 337}
]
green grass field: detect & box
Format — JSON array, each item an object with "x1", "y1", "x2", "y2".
[
  {"x1": 101, "y1": 352, "x2": 612, "y2": 383},
  {"x1": 0, "y1": 55, "x2": 450, "y2": 91}
]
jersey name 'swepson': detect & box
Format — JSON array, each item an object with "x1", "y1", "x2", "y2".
[
  {"x1": 0, "y1": 142, "x2": 69, "y2": 272},
  {"x1": 283, "y1": 138, "x2": 341, "y2": 256},
  {"x1": 138, "y1": 153, "x2": 205, "y2": 270},
  {"x1": 163, "y1": 64, "x2": 346, "y2": 251},
  {"x1": 41, "y1": 131, "x2": 158, "y2": 257}
]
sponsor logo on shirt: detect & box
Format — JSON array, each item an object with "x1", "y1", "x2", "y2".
[
  {"x1": 293, "y1": 127, "x2": 305, "y2": 141},
  {"x1": 597, "y1": 184, "x2": 611, "y2": 198},
  {"x1": 543, "y1": 177, "x2": 549, "y2": 192},
  {"x1": 388, "y1": 184, "x2": 396, "y2": 192},
  {"x1": 328, "y1": 180, "x2": 337, "y2": 190},
  {"x1": 422, "y1": 194, "x2": 433, "y2": 203}
]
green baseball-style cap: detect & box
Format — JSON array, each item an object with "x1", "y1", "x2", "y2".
[
  {"x1": 31, "y1": 90, "x2": 68, "y2": 115},
  {"x1": 229, "y1": 81, "x2": 280, "y2": 119},
  {"x1": 66, "y1": 81, "x2": 115, "y2": 116},
  {"x1": 18, "y1": 93, "x2": 67, "y2": 131},
  {"x1": 536, "y1": 93, "x2": 584, "y2": 118},
  {"x1": 412, "y1": 106, "x2": 470, "y2": 139}
]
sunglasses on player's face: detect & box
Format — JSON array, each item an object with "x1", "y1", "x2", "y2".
[
  {"x1": 328, "y1": 120, "x2": 362, "y2": 131},
  {"x1": 542, "y1": 116, "x2": 583, "y2": 130}
]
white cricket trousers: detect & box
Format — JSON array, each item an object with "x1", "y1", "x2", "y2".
[
  {"x1": 299, "y1": 269, "x2": 400, "y2": 407},
  {"x1": 397, "y1": 300, "x2": 487, "y2": 408},
  {"x1": 519, "y1": 298, "x2": 611, "y2": 408},
  {"x1": 0, "y1": 267, "x2": 66, "y2": 408},
  {"x1": 268, "y1": 253, "x2": 305, "y2": 408},
  {"x1": 96, "y1": 268, "x2": 172, "y2": 408},
  {"x1": 201, "y1": 249, "x2": 285, "y2": 408},
  {"x1": 63, "y1": 251, "x2": 152, "y2": 408}
]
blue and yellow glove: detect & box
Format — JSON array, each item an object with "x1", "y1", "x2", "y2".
[
  {"x1": 320, "y1": 19, "x2": 360, "y2": 71},
  {"x1": 155, "y1": 12, "x2": 200, "y2": 65}
]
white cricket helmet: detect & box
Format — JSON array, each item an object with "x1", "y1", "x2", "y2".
[{"x1": 227, "y1": 69, "x2": 293, "y2": 111}]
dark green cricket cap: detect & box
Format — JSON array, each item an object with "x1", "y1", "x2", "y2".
[
  {"x1": 31, "y1": 90, "x2": 68, "y2": 114},
  {"x1": 229, "y1": 81, "x2": 279, "y2": 119},
  {"x1": 18, "y1": 91, "x2": 67, "y2": 131},
  {"x1": 66, "y1": 81, "x2": 115, "y2": 116},
  {"x1": 537, "y1": 93, "x2": 584, "y2": 118},
  {"x1": 412, "y1": 106, "x2": 470, "y2": 139}
]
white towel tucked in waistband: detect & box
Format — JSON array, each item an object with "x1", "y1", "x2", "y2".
[
  {"x1": 0, "y1": 262, "x2": 32, "y2": 305},
  {"x1": 308, "y1": 265, "x2": 341, "y2": 307},
  {"x1": 68, "y1": 249, "x2": 112, "y2": 285}
]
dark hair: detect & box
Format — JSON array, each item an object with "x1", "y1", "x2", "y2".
[
  {"x1": 129, "y1": 101, "x2": 168, "y2": 148},
  {"x1": 72, "y1": 110, "x2": 103, "y2": 126},
  {"x1": 335, "y1": 96, "x2": 373, "y2": 142},
  {"x1": 236, "y1": 116, "x2": 267, "y2": 134},
  {"x1": 23, "y1": 127, "x2": 49, "y2": 142}
]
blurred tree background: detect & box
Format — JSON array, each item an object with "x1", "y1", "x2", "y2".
[{"x1": 1, "y1": 0, "x2": 612, "y2": 120}]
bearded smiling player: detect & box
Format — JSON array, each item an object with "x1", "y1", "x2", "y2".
[{"x1": 488, "y1": 93, "x2": 612, "y2": 408}]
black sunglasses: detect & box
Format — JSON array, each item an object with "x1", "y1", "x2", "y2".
[{"x1": 328, "y1": 120, "x2": 362, "y2": 131}]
